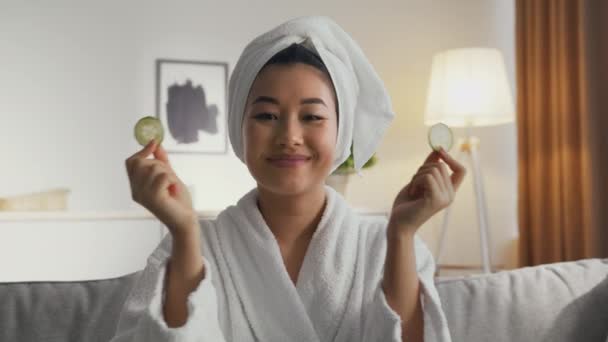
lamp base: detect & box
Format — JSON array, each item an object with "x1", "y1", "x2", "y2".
[{"x1": 435, "y1": 136, "x2": 494, "y2": 276}]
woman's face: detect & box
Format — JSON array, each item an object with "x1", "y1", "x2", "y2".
[{"x1": 243, "y1": 63, "x2": 338, "y2": 196}]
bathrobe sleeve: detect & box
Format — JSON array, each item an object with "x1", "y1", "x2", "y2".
[
  {"x1": 109, "y1": 237, "x2": 227, "y2": 342},
  {"x1": 363, "y1": 233, "x2": 452, "y2": 342}
]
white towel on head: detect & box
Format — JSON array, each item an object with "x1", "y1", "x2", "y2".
[{"x1": 228, "y1": 15, "x2": 395, "y2": 173}]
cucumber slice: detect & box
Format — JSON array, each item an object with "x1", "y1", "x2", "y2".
[
  {"x1": 428, "y1": 123, "x2": 453, "y2": 152},
  {"x1": 134, "y1": 116, "x2": 164, "y2": 146}
]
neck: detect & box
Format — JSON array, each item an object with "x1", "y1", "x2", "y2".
[{"x1": 256, "y1": 184, "x2": 327, "y2": 247}]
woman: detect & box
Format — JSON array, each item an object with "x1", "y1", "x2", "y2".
[{"x1": 113, "y1": 16, "x2": 464, "y2": 342}]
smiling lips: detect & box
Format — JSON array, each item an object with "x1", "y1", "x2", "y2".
[{"x1": 267, "y1": 154, "x2": 311, "y2": 167}]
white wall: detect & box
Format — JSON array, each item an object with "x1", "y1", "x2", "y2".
[{"x1": 0, "y1": 0, "x2": 517, "y2": 280}]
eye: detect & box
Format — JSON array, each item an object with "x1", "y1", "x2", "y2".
[
  {"x1": 253, "y1": 113, "x2": 277, "y2": 120},
  {"x1": 303, "y1": 114, "x2": 324, "y2": 121}
]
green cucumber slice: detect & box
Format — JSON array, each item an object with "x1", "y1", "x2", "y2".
[
  {"x1": 428, "y1": 123, "x2": 453, "y2": 152},
  {"x1": 134, "y1": 116, "x2": 164, "y2": 146}
]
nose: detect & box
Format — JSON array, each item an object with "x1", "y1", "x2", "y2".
[{"x1": 275, "y1": 115, "x2": 303, "y2": 147}]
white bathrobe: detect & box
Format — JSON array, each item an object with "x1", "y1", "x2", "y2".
[{"x1": 110, "y1": 186, "x2": 452, "y2": 342}]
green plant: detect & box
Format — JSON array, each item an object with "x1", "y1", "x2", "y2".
[{"x1": 335, "y1": 148, "x2": 377, "y2": 174}]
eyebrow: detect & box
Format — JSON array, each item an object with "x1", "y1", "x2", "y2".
[{"x1": 251, "y1": 96, "x2": 327, "y2": 107}]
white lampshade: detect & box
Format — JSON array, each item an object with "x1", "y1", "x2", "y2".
[{"x1": 424, "y1": 48, "x2": 515, "y2": 127}]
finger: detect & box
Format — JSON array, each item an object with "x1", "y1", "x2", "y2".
[
  {"x1": 141, "y1": 163, "x2": 164, "y2": 190},
  {"x1": 431, "y1": 166, "x2": 447, "y2": 195},
  {"x1": 136, "y1": 139, "x2": 158, "y2": 158},
  {"x1": 149, "y1": 145, "x2": 177, "y2": 192},
  {"x1": 408, "y1": 173, "x2": 426, "y2": 198},
  {"x1": 420, "y1": 161, "x2": 455, "y2": 200},
  {"x1": 133, "y1": 160, "x2": 170, "y2": 194},
  {"x1": 143, "y1": 168, "x2": 179, "y2": 203},
  {"x1": 127, "y1": 157, "x2": 151, "y2": 185},
  {"x1": 408, "y1": 168, "x2": 438, "y2": 198},
  {"x1": 437, "y1": 162, "x2": 454, "y2": 200},
  {"x1": 418, "y1": 162, "x2": 451, "y2": 194},
  {"x1": 149, "y1": 172, "x2": 172, "y2": 198},
  {"x1": 128, "y1": 158, "x2": 155, "y2": 181},
  {"x1": 153, "y1": 144, "x2": 172, "y2": 168},
  {"x1": 407, "y1": 171, "x2": 422, "y2": 197},
  {"x1": 417, "y1": 161, "x2": 441, "y2": 173},
  {"x1": 421, "y1": 173, "x2": 443, "y2": 204},
  {"x1": 131, "y1": 162, "x2": 155, "y2": 195},
  {"x1": 144, "y1": 163, "x2": 178, "y2": 190},
  {"x1": 437, "y1": 148, "x2": 466, "y2": 190},
  {"x1": 423, "y1": 172, "x2": 450, "y2": 209},
  {"x1": 126, "y1": 139, "x2": 157, "y2": 175},
  {"x1": 423, "y1": 150, "x2": 442, "y2": 165}
]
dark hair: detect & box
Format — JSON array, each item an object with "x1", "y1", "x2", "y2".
[
  {"x1": 261, "y1": 43, "x2": 338, "y2": 115},
  {"x1": 263, "y1": 43, "x2": 330, "y2": 74}
]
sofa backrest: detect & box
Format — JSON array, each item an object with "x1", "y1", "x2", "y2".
[
  {"x1": 0, "y1": 271, "x2": 141, "y2": 342},
  {"x1": 1, "y1": 259, "x2": 607, "y2": 342},
  {"x1": 435, "y1": 258, "x2": 608, "y2": 342}
]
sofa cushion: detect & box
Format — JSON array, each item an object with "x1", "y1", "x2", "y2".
[
  {"x1": 435, "y1": 258, "x2": 608, "y2": 342},
  {"x1": 0, "y1": 271, "x2": 141, "y2": 342}
]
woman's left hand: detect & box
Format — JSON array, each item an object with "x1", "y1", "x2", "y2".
[{"x1": 388, "y1": 147, "x2": 467, "y2": 236}]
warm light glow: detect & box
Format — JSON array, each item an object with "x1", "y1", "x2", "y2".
[{"x1": 424, "y1": 48, "x2": 515, "y2": 127}]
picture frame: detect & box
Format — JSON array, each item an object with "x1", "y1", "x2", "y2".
[{"x1": 155, "y1": 59, "x2": 229, "y2": 155}]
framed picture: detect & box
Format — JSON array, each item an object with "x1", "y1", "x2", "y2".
[{"x1": 155, "y1": 59, "x2": 229, "y2": 154}]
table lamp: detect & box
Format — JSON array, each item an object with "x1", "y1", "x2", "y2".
[{"x1": 424, "y1": 47, "x2": 514, "y2": 274}]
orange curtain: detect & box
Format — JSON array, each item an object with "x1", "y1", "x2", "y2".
[
  {"x1": 516, "y1": 0, "x2": 608, "y2": 266},
  {"x1": 585, "y1": 0, "x2": 608, "y2": 261}
]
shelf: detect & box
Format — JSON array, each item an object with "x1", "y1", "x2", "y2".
[
  {"x1": 0, "y1": 208, "x2": 389, "y2": 222},
  {"x1": 0, "y1": 210, "x2": 219, "y2": 222}
]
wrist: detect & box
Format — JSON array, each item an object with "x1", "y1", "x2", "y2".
[
  {"x1": 172, "y1": 227, "x2": 201, "y2": 250},
  {"x1": 386, "y1": 231, "x2": 415, "y2": 254},
  {"x1": 170, "y1": 233, "x2": 204, "y2": 274},
  {"x1": 172, "y1": 213, "x2": 200, "y2": 237},
  {"x1": 387, "y1": 219, "x2": 417, "y2": 240},
  {"x1": 177, "y1": 211, "x2": 200, "y2": 231}
]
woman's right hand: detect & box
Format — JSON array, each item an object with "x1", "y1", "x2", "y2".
[{"x1": 125, "y1": 139, "x2": 199, "y2": 238}]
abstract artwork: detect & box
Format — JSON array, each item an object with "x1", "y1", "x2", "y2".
[{"x1": 155, "y1": 59, "x2": 228, "y2": 154}]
